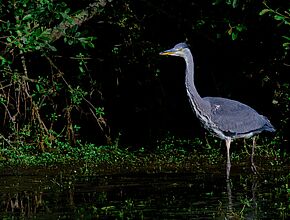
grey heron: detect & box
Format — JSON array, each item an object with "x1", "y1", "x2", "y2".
[{"x1": 160, "y1": 42, "x2": 275, "y2": 179}]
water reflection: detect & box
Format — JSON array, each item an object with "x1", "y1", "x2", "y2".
[
  {"x1": 223, "y1": 178, "x2": 258, "y2": 219},
  {"x1": 0, "y1": 169, "x2": 289, "y2": 219}
]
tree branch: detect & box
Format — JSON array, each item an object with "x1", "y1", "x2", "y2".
[{"x1": 50, "y1": 0, "x2": 109, "y2": 42}]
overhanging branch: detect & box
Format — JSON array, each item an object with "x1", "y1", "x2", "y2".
[{"x1": 50, "y1": 0, "x2": 109, "y2": 42}]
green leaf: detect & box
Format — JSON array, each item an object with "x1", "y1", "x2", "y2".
[
  {"x1": 79, "y1": 66, "x2": 84, "y2": 73},
  {"x1": 259, "y1": 9, "x2": 270, "y2": 16},
  {"x1": 48, "y1": 45, "x2": 57, "y2": 51},
  {"x1": 22, "y1": 14, "x2": 32, "y2": 21},
  {"x1": 282, "y1": 36, "x2": 290, "y2": 41},
  {"x1": 231, "y1": 32, "x2": 238, "y2": 41},
  {"x1": 274, "y1": 15, "x2": 284, "y2": 21},
  {"x1": 88, "y1": 42, "x2": 95, "y2": 48},
  {"x1": 64, "y1": 8, "x2": 70, "y2": 14},
  {"x1": 68, "y1": 39, "x2": 74, "y2": 45},
  {"x1": 236, "y1": 25, "x2": 246, "y2": 32},
  {"x1": 282, "y1": 42, "x2": 290, "y2": 48},
  {"x1": 36, "y1": 84, "x2": 40, "y2": 92}
]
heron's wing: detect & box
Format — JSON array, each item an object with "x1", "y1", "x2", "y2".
[{"x1": 204, "y1": 97, "x2": 269, "y2": 134}]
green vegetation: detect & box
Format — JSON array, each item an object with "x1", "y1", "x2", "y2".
[
  {"x1": 0, "y1": 135, "x2": 285, "y2": 176},
  {"x1": 0, "y1": 0, "x2": 289, "y2": 169}
]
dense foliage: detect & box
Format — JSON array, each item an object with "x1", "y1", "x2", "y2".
[{"x1": 0, "y1": 0, "x2": 289, "y2": 161}]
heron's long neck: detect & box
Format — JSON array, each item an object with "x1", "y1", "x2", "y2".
[{"x1": 184, "y1": 51, "x2": 210, "y2": 116}]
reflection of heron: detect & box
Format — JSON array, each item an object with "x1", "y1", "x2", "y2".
[{"x1": 160, "y1": 43, "x2": 275, "y2": 179}]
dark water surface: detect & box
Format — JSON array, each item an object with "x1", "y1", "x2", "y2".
[{"x1": 0, "y1": 168, "x2": 289, "y2": 219}]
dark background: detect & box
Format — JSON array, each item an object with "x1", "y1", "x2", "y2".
[{"x1": 72, "y1": 0, "x2": 286, "y2": 147}]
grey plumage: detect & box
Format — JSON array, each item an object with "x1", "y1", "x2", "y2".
[
  {"x1": 203, "y1": 97, "x2": 275, "y2": 138},
  {"x1": 160, "y1": 42, "x2": 275, "y2": 179}
]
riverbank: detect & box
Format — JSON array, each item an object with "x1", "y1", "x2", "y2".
[{"x1": 0, "y1": 136, "x2": 286, "y2": 177}]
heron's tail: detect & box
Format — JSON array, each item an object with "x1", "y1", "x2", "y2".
[{"x1": 263, "y1": 116, "x2": 276, "y2": 133}]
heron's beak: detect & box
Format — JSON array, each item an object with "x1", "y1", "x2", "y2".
[{"x1": 159, "y1": 49, "x2": 177, "y2": 56}]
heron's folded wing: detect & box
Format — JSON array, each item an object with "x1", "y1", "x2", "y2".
[{"x1": 204, "y1": 97, "x2": 267, "y2": 134}]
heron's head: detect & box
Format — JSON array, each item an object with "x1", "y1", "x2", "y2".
[{"x1": 159, "y1": 42, "x2": 189, "y2": 57}]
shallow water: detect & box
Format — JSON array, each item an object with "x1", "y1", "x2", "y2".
[{"x1": 0, "y1": 168, "x2": 289, "y2": 219}]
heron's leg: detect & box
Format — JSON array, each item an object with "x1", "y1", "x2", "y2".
[
  {"x1": 226, "y1": 139, "x2": 231, "y2": 180},
  {"x1": 251, "y1": 137, "x2": 258, "y2": 174}
]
